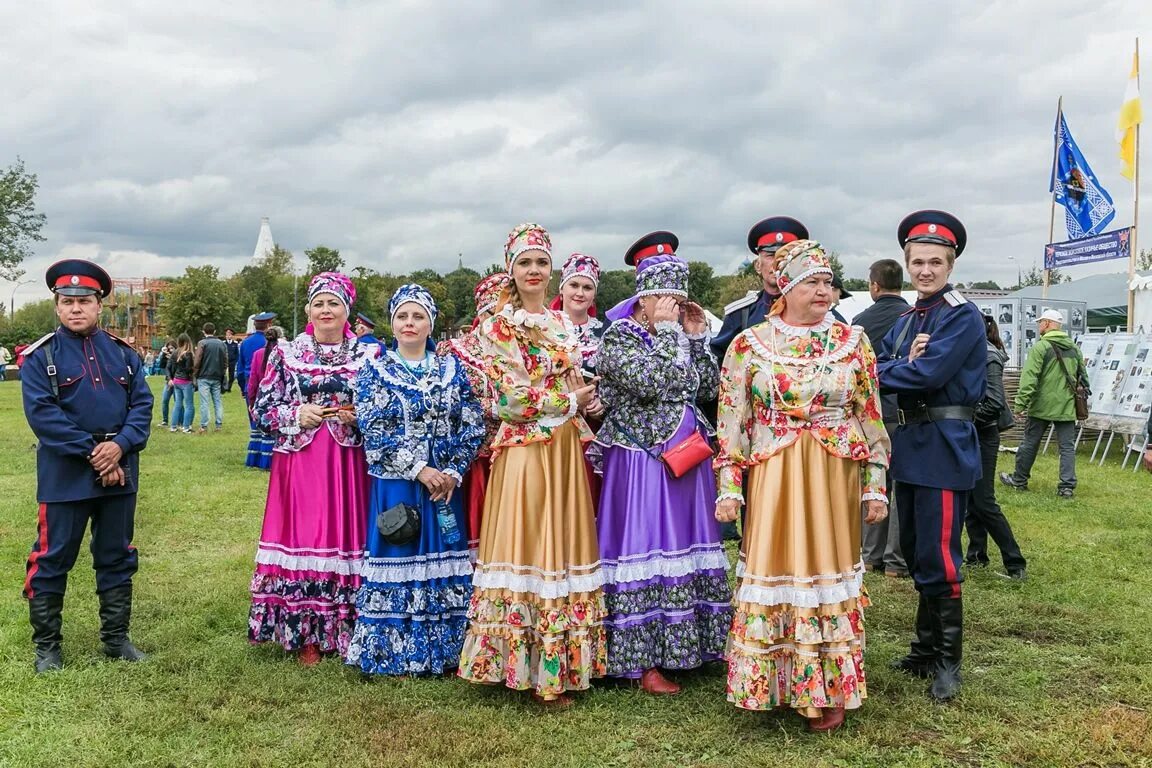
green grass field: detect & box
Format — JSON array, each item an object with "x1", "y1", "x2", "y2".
[{"x1": 0, "y1": 378, "x2": 1149, "y2": 768}]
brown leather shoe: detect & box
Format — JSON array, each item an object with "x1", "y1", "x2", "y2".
[
  {"x1": 639, "y1": 668, "x2": 682, "y2": 695},
  {"x1": 297, "y1": 644, "x2": 322, "y2": 666},
  {"x1": 808, "y1": 707, "x2": 846, "y2": 732}
]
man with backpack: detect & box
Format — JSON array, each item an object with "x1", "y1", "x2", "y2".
[{"x1": 1000, "y1": 309, "x2": 1087, "y2": 499}]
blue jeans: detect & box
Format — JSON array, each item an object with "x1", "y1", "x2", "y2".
[
  {"x1": 172, "y1": 382, "x2": 195, "y2": 429},
  {"x1": 198, "y1": 378, "x2": 224, "y2": 428},
  {"x1": 161, "y1": 381, "x2": 174, "y2": 423}
]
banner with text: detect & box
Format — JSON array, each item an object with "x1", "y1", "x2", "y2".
[{"x1": 1044, "y1": 227, "x2": 1132, "y2": 270}]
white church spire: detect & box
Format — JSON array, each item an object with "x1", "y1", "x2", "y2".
[{"x1": 251, "y1": 217, "x2": 275, "y2": 263}]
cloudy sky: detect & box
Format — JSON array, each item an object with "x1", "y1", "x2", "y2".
[{"x1": 3, "y1": 1, "x2": 1150, "y2": 308}]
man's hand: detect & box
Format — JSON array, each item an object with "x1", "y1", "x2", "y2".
[
  {"x1": 89, "y1": 441, "x2": 124, "y2": 474},
  {"x1": 99, "y1": 465, "x2": 125, "y2": 487}
]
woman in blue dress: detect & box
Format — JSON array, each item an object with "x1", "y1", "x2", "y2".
[{"x1": 346, "y1": 284, "x2": 486, "y2": 676}]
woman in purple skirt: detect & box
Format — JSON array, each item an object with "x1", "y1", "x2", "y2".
[{"x1": 595, "y1": 252, "x2": 733, "y2": 695}]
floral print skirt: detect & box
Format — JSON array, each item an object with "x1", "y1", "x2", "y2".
[
  {"x1": 458, "y1": 422, "x2": 607, "y2": 697},
  {"x1": 345, "y1": 478, "x2": 473, "y2": 676},
  {"x1": 597, "y1": 410, "x2": 732, "y2": 678},
  {"x1": 249, "y1": 429, "x2": 367, "y2": 654},
  {"x1": 726, "y1": 434, "x2": 870, "y2": 718}
]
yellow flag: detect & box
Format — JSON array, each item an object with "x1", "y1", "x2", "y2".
[{"x1": 1117, "y1": 49, "x2": 1142, "y2": 181}]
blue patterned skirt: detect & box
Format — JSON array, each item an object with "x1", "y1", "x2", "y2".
[
  {"x1": 245, "y1": 416, "x2": 274, "y2": 470},
  {"x1": 345, "y1": 477, "x2": 473, "y2": 676}
]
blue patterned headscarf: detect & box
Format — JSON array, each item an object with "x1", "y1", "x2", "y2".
[{"x1": 389, "y1": 283, "x2": 438, "y2": 326}]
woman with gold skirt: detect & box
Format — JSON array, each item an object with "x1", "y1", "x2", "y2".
[
  {"x1": 715, "y1": 240, "x2": 890, "y2": 732},
  {"x1": 458, "y1": 223, "x2": 606, "y2": 707}
]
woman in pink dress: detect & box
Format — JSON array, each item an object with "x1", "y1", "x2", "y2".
[{"x1": 248, "y1": 272, "x2": 379, "y2": 665}]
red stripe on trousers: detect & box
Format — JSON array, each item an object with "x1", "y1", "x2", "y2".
[
  {"x1": 24, "y1": 503, "x2": 49, "y2": 599},
  {"x1": 939, "y1": 489, "x2": 960, "y2": 597}
]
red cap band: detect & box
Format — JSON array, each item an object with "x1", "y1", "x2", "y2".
[
  {"x1": 756, "y1": 231, "x2": 799, "y2": 248},
  {"x1": 907, "y1": 222, "x2": 957, "y2": 246},
  {"x1": 54, "y1": 274, "x2": 102, "y2": 292},
  {"x1": 632, "y1": 242, "x2": 676, "y2": 263}
]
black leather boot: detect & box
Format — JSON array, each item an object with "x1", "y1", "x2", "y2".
[
  {"x1": 30, "y1": 594, "x2": 65, "y2": 674},
  {"x1": 98, "y1": 584, "x2": 147, "y2": 662},
  {"x1": 890, "y1": 592, "x2": 936, "y2": 678},
  {"x1": 929, "y1": 596, "x2": 963, "y2": 701}
]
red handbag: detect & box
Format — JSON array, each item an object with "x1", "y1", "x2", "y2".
[{"x1": 659, "y1": 430, "x2": 715, "y2": 477}]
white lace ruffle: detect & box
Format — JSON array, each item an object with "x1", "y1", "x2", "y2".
[
  {"x1": 735, "y1": 566, "x2": 864, "y2": 609},
  {"x1": 746, "y1": 317, "x2": 861, "y2": 366},
  {"x1": 255, "y1": 546, "x2": 362, "y2": 576},
  {"x1": 769, "y1": 314, "x2": 833, "y2": 335},
  {"x1": 601, "y1": 547, "x2": 730, "y2": 585},
  {"x1": 471, "y1": 567, "x2": 605, "y2": 599},
  {"x1": 360, "y1": 554, "x2": 474, "y2": 584},
  {"x1": 717, "y1": 492, "x2": 744, "y2": 504},
  {"x1": 861, "y1": 491, "x2": 889, "y2": 504}
]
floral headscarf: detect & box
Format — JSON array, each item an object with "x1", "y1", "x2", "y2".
[
  {"x1": 305, "y1": 271, "x2": 357, "y2": 338},
  {"x1": 774, "y1": 240, "x2": 832, "y2": 297},
  {"x1": 605, "y1": 255, "x2": 690, "y2": 322},
  {"x1": 473, "y1": 272, "x2": 511, "y2": 317},
  {"x1": 389, "y1": 283, "x2": 438, "y2": 326},
  {"x1": 558, "y1": 252, "x2": 600, "y2": 289},
  {"x1": 503, "y1": 222, "x2": 552, "y2": 272}
]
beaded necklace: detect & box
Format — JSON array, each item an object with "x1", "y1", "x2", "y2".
[
  {"x1": 310, "y1": 334, "x2": 354, "y2": 366},
  {"x1": 764, "y1": 321, "x2": 835, "y2": 410}
]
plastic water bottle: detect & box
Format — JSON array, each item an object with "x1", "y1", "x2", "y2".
[{"x1": 435, "y1": 500, "x2": 461, "y2": 545}]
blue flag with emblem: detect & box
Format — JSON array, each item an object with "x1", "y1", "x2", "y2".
[{"x1": 1050, "y1": 111, "x2": 1115, "y2": 240}]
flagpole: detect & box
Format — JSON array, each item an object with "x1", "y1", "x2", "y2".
[
  {"x1": 1045, "y1": 96, "x2": 1063, "y2": 298},
  {"x1": 1128, "y1": 38, "x2": 1141, "y2": 332}
]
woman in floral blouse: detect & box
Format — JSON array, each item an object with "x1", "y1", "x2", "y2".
[
  {"x1": 549, "y1": 252, "x2": 604, "y2": 371},
  {"x1": 715, "y1": 240, "x2": 890, "y2": 732},
  {"x1": 346, "y1": 284, "x2": 485, "y2": 677},
  {"x1": 438, "y1": 272, "x2": 509, "y2": 552},
  {"x1": 249, "y1": 272, "x2": 379, "y2": 665},
  {"x1": 596, "y1": 253, "x2": 733, "y2": 695},
  {"x1": 458, "y1": 223, "x2": 606, "y2": 708}
]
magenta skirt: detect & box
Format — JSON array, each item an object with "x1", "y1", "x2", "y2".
[{"x1": 248, "y1": 428, "x2": 368, "y2": 654}]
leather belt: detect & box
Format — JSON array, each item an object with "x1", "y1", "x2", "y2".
[
  {"x1": 896, "y1": 406, "x2": 974, "y2": 426},
  {"x1": 91, "y1": 432, "x2": 119, "y2": 443}
]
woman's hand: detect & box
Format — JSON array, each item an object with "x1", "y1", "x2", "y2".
[
  {"x1": 651, "y1": 296, "x2": 681, "y2": 325},
  {"x1": 298, "y1": 404, "x2": 327, "y2": 429},
  {"x1": 573, "y1": 381, "x2": 598, "y2": 410},
  {"x1": 432, "y1": 473, "x2": 458, "y2": 503},
  {"x1": 332, "y1": 408, "x2": 357, "y2": 426},
  {"x1": 417, "y1": 466, "x2": 445, "y2": 497},
  {"x1": 715, "y1": 498, "x2": 741, "y2": 523},
  {"x1": 682, "y1": 302, "x2": 708, "y2": 335},
  {"x1": 863, "y1": 499, "x2": 888, "y2": 524}
]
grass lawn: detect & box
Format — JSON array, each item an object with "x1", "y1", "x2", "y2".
[{"x1": 0, "y1": 378, "x2": 1150, "y2": 768}]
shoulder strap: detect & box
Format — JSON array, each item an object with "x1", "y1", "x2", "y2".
[
  {"x1": 888, "y1": 314, "x2": 916, "y2": 360},
  {"x1": 43, "y1": 342, "x2": 59, "y2": 398},
  {"x1": 1049, "y1": 345, "x2": 1079, "y2": 393},
  {"x1": 604, "y1": 414, "x2": 662, "y2": 461}
]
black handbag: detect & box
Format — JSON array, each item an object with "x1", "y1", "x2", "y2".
[{"x1": 377, "y1": 502, "x2": 420, "y2": 545}]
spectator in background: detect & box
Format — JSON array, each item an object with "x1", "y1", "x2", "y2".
[
  {"x1": 193, "y1": 323, "x2": 228, "y2": 433},
  {"x1": 1000, "y1": 309, "x2": 1086, "y2": 499},
  {"x1": 244, "y1": 326, "x2": 283, "y2": 470},
  {"x1": 238, "y1": 312, "x2": 276, "y2": 399},
  {"x1": 0, "y1": 344, "x2": 11, "y2": 381},
  {"x1": 224, "y1": 329, "x2": 240, "y2": 393},
  {"x1": 156, "y1": 340, "x2": 175, "y2": 427},
  {"x1": 143, "y1": 350, "x2": 156, "y2": 377},
  {"x1": 852, "y1": 258, "x2": 910, "y2": 578},
  {"x1": 168, "y1": 334, "x2": 196, "y2": 433},
  {"x1": 353, "y1": 313, "x2": 380, "y2": 346}
]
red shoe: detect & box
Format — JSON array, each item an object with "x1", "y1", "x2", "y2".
[
  {"x1": 808, "y1": 707, "x2": 846, "y2": 732},
  {"x1": 531, "y1": 692, "x2": 575, "y2": 710},
  {"x1": 639, "y1": 668, "x2": 681, "y2": 695},
  {"x1": 297, "y1": 644, "x2": 322, "y2": 666}
]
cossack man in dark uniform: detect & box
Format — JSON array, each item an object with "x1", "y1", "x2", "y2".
[
  {"x1": 710, "y1": 216, "x2": 809, "y2": 363},
  {"x1": 876, "y1": 210, "x2": 985, "y2": 702},
  {"x1": 237, "y1": 311, "x2": 276, "y2": 403},
  {"x1": 354, "y1": 312, "x2": 380, "y2": 346},
  {"x1": 223, "y1": 328, "x2": 240, "y2": 392},
  {"x1": 21, "y1": 259, "x2": 154, "y2": 673}
]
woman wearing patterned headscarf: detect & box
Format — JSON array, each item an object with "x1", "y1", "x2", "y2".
[
  {"x1": 345, "y1": 284, "x2": 485, "y2": 677},
  {"x1": 595, "y1": 254, "x2": 732, "y2": 695},
  {"x1": 549, "y1": 252, "x2": 604, "y2": 371},
  {"x1": 249, "y1": 272, "x2": 379, "y2": 665},
  {"x1": 437, "y1": 272, "x2": 509, "y2": 551},
  {"x1": 458, "y1": 223, "x2": 606, "y2": 708},
  {"x1": 715, "y1": 240, "x2": 890, "y2": 731}
]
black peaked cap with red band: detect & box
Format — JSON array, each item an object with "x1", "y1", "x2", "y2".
[
  {"x1": 45, "y1": 259, "x2": 113, "y2": 298},
  {"x1": 898, "y1": 210, "x2": 967, "y2": 257},
  {"x1": 625, "y1": 231, "x2": 679, "y2": 267},
  {"x1": 747, "y1": 216, "x2": 809, "y2": 255}
]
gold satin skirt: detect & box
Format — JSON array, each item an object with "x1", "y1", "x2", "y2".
[
  {"x1": 725, "y1": 433, "x2": 869, "y2": 717},
  {"x1": 458, "y1": 421, "x2": 607, "y2": 697}
]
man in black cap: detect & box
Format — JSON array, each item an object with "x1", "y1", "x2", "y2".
[
  {"x1": 354, "y1": 312, "x2": 380, "y2": 346},
  {"x1": 877, "y1": 210, "x2": 985, "y2": 702},
  {"x1": 237, "y1": 311, "x2": 276, "y2": 402},
  {"x1": 710, "y1": 216, "x2": 809, "y2": 363},
  {"x1": 20, "y1": 259, "x2": 153, "y2": 673}
]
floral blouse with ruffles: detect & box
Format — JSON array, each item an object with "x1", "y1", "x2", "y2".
[
  {"x1": 254, "y1": 334, "x2": 378, "y2": 453},
  {"x1": 715, "y1": 315, "x2": 889, "y2": 503},
  {"x1": 596, "y1": 319, "x2": 718, "y2": 450},
  {"x1": 437, "y1": 333, "x2": 500, "y2": 459},
  {"x1": 354, "y1": 350, "x2": 485, "y2": 483},
  {"x1": 475, "y1": 305, "x2": 593, "y2": 450}
]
